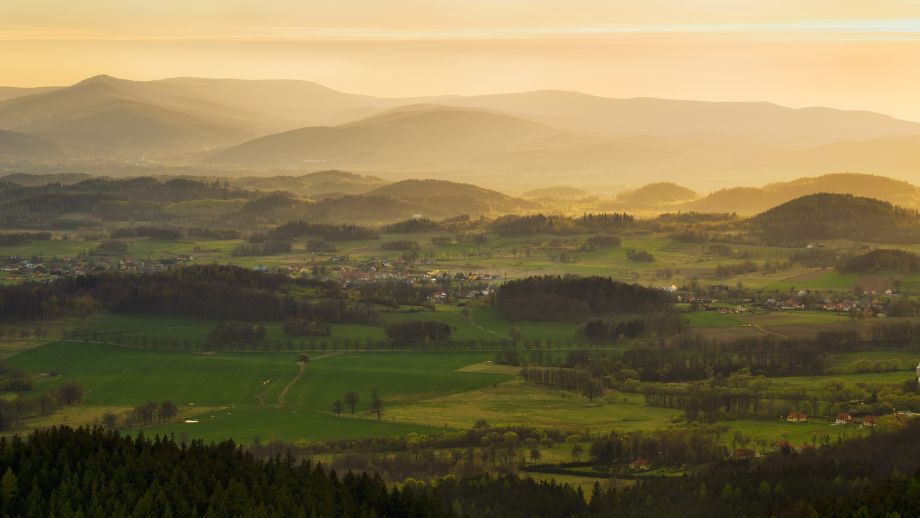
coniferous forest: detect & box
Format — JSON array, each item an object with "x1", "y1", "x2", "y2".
[{"x1": 2, "y1": 424, "x2": 920, "y2": 517}]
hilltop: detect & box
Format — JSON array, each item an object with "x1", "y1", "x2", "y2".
[
  {"x1": 229, "y1": 170, "x2": 388, "y2": 198},
  {"x1": 209, "y1": 106, "x2": 559, "y2": 170},
  {"x1": 688, "y1": 173, "x2": 920, "y2": 214},
  {"x1": 613, "y1": 182, "x2": 697, "y2": 208},
  {"x1": 0, "y1": 75, "x2": 255, "y2": 158},
  {"x1": 750, "y1": 193, "x2": 920, "y2": 244}
]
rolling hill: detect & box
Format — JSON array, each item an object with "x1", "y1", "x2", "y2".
[
  {"x1": 209, "y1": 106, "x2": 560, "y2": 170},
  {"x1": 229, "y1": 170, "x2": 388, "y2": 198},
  {"x1": 156, "y1": 77, "x2": 448, "y2": 130},
  {"x1": 0, "y1": 130, "x2": 64, "y2": 162},
  {"x1": 0, "y1": 75, "x2": 256, "y2": 158},
  {"x1": 4, "y1": 76, "x2": 920, "y2": 189},
  {"x1": 750, "y1": 193, "x2": 920, "y2": 244},
  {"x1": 688, "y1": 173, "x2": 920, "y2": 214},
  {"x1": 0, "y1": 172, "x2": 91, "y2": 186},
  {"x1": 613, "y1": 182, "x2": 697, "y2": 208}
]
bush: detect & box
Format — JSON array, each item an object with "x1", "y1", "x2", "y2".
[
  {"x1": 626, "y1": 249, "x2": 655, "y2": 262},
  {"x1": 385, "y1": 321, "x2": 452, "y2": 345},
  {"x1": 282, "y1": 319, "x2": 331, "y2": 337}
]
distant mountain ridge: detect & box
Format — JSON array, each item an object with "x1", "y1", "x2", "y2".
[
  {"x1": 3, "y1": 75, "x2": 920, "y2": 189},
  {"x1": 443, "y1": 91, "x2": 920, "y2": 146}
]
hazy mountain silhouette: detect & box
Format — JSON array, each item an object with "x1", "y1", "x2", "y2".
[
  {"x1": 0, "y1": 86, "x2": 60, "y2": 102},
  {"x1": 3, "y1": 76, "x2": 920, "y2": 189},
  {"x1": 0, "y1": 75, "x2": 256, "y2": 157},
  {"x1": 686, "y1": 173, "x2": 920, "y2": 214},
  {"x1": 0, "y1": 130, "x2": 64, "y2": 161},
  {"x1": 445, "y1": 91, "x2": 920, "y2": 146},
  {"x1": 209, "y1": 106, "x2": 559, "y2": 169}
]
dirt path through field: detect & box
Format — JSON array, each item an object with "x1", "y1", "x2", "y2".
[
  {"x1": 278, "y1": 361, "x2": 306, "y2": 406},
  {"x1": 751, "y1": 324, "x2": 789, "y2": 339},
  {"x1": 467, "y1": 312, "x2": 508, "y2": 339}
]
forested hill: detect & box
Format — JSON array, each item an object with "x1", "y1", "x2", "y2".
[{"x1": 749, "y1": 193, "x2": 920, "y2": 244}]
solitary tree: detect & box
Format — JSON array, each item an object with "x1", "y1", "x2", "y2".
[
  {"x1": 371, "y1": 395, "x2": 384, "y2": 420},
  {"x1": 345, "y1": 392, "x2": 359, "y2": 414},
  {"x1": 530, "y1": 448, "x2": 542, "y2": 464},
  {"x1": 570, "y1": 443, "x2": 583, "y2": 462},
  {"x1": 332, "y1": 400, "x2": 343, "y2": 417}
]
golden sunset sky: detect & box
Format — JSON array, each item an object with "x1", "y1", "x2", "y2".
[{"x1": 3, "y1": 0, "x2": 920, "y2": 119}]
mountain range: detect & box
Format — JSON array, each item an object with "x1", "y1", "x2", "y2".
[{"x1": 2, "y1": 75, "x2": 920, "y2": 190}]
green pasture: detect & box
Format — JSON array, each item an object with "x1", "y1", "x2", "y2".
[{"x1": 6, "y1": 342, "x2": 509, "y2": 442}]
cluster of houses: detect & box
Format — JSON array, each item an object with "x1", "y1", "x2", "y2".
[
  {"x1": 0, "y1": 252, "x2": 199, "y2": 282},
  {"x1": 764, "y1": 286, "x2": 902, "y2": 315},
  {"x1": 329, "y1": 258, "x2": 501, "y2": 304},
  {"x1": 0, "y1": 255, "x2": 185, "y2": 281},
  {"x1": 785, "y1": 411, "x2": 886, "y2": 427}
]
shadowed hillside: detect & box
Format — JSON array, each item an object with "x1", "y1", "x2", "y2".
[
  {"x1": 0, "y1": 130, "x2": 64, "y2": 161},
  {"x1": 750, "y1": 193, "x2": 920, "y2": 244}
]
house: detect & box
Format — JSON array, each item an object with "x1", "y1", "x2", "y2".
[
  {"x1": 782, "y1": 298, "x2": 804, "y2": 310},
  {"x1": 732, "y1": 448, "x2": 757, "y2": 459},
  {"x1": 835, "y1": 412, "x2": 853, "y2": 424},
  {"x1": 787, "y1": 411, "x2": 807, "y2": 423},
  {"x1": 862, "y1": 415, "x2": 877, "y2": 427},
  {"x1": 629, "y1": 458, "x2": 652, "y2": 471}
]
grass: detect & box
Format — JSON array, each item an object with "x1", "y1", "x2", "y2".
[
  {"x1": 386, "y1": 380, "x2": 680, "y2": 432},
  {"x1": 6, "y1": 342, "x2": 510, "y2": 443},
  {"x1": 720, "y1": 418, "x2": 868, "y2": 446},
  {"x1": 684, "y1": 312, "x2": 742, "y2": 328}
]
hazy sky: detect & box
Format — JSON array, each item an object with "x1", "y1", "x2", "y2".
[{"x1": 3, "y1": 0, "x2": 920, "y2": 120}]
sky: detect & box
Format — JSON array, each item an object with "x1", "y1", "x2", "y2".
[{"x1": 2, "y1": 0, "x2": 920, "y2": 120}]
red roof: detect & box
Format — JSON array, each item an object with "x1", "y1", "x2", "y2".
[
  {"x1": 788, "y1": 412, "x2": 807, "y2": 419},
  {"x1": 733, "y1": 448, "x2": 756, "y2": 458},
  {"x1": 837, "y1": 413, "x2": 852, "y2": 421}
]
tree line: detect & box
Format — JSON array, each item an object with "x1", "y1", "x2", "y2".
[{"x1": 495, "y1": 275, "x2": 673, "y2": 322}]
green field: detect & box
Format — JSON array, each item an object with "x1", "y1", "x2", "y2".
[{"x1": 7, "y1": 342, "x2": 511, "y2": 442}]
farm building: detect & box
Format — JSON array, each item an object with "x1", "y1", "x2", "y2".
[{"x1": 787, "y1": 412, "x2": 807, "y2": 423}]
